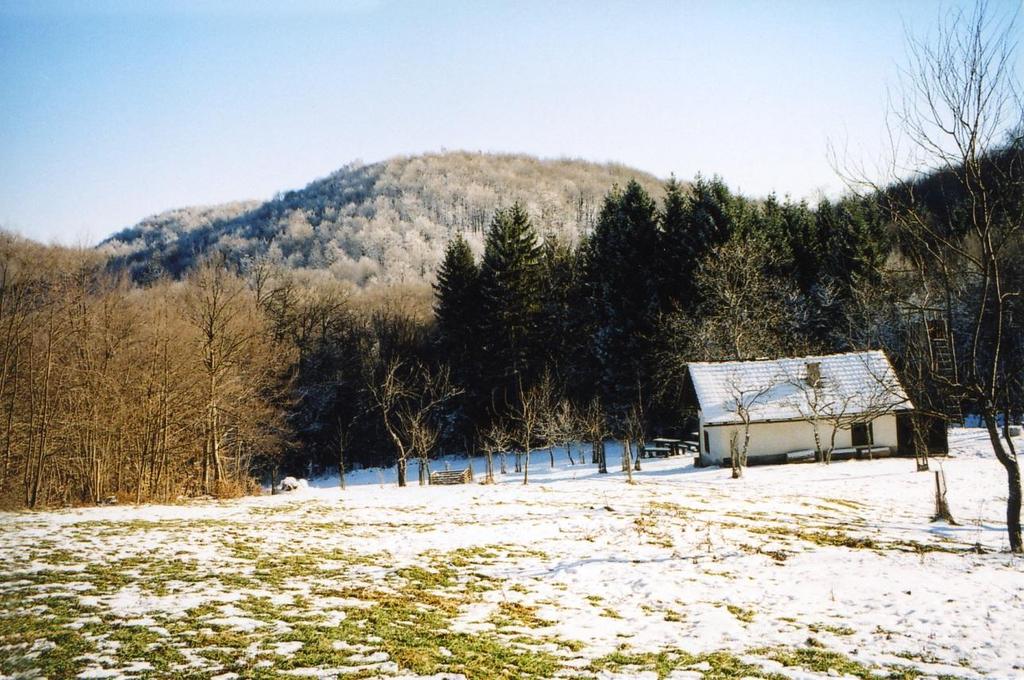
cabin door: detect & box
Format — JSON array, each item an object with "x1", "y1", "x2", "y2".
[{"x1": 896, "y1": 413, "x2": 914, "y2": 456}]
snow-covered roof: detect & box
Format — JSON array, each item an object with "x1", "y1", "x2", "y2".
[{"x1": 688, "y1": 351, "x2": 912, "y2": 426}]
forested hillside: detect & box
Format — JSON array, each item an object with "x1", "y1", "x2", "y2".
[{"x1": 100, "y1": 152, "x2": 663, "y2": 286}]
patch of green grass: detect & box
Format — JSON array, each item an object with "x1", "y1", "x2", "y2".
[
  {"x1": 821, "y1": 497, "x2": 866, "y2": 510},
  {"x1": 28, "y1": 545, "x2": 80, "y2": 565},
  {"x1": 755, "y1": 646, "x2": 883, "y2": 679},
  {"x1": 110, "y1": 623, "x2": 187, "y2": 672},
  {"x1": 808, "y1": 622, "x2": 856, "y2": 636},
  {"x1": 1, "y1": 536, "x2": 580, "y2": 679},
  {"x1": 490, "y1": 601, "x2": 548, "y2": 629},
  {"x1": 726, "y1": 604, "x2": 756, "y2": 623},
  {"x1": 236, "y1": 595, "x2": 323, "y2": 626},
  {"x1": 745, "y1": 524, "x2": 967, "y2": 554},
  {"x1": 278, "y1": 585, "x2": 559, "y2": 679},
  {"x1": 395, "y1": 564, "x2": 456, "y2": 591},
  {"x1": 590, "y1": 646, "x2": 785, "y2": 679},
  {"x1": 446, "y1": 545, "x2": 501, "y2": 566},
  {"x1": 0, "y1": 593, "x2": 99, "y2": 680}
]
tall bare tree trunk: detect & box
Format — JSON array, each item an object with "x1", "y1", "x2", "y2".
[
  {"x1": 338, "y1": 439, "x2": 346, "y2": 491},
  {"x1": 1, "y1": 347, "x2": 18, "y2": 490},
  {"x1": 984, "y1": 412, "x2": 1022, "y2": 552},
  {"x1": 623, "y1": 439, "x2": 634, "y2": 483},
  {"x1": 29, "y1": 312, "x2": 56, "y2": 508},
  {"x1": 484, "y1": 449, "x2": 494, "y2": 483}
]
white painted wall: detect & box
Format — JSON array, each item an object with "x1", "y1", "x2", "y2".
[{"x1": 700, "y1": 414, "x2": 900, "y2": 465}]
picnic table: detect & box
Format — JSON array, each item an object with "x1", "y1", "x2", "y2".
[
  {"x1": 641, "y1": 445, "x2": 672, "y2": 458},
  {"x1": 651, "y1": 438, "x2": 684, "y2": 456}
]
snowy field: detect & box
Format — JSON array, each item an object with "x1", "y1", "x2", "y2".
[{"x1": 1, "y1": 428, "x2": 1022, "y2": 680}]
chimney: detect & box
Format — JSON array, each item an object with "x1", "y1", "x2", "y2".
[{"x1": 806, "y1": 361, "x2": 822, "y2": 388}]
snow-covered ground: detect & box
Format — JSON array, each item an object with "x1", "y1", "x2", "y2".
[{"x1": 1, "y1": 428, "x2": 1022, "y2": 679}]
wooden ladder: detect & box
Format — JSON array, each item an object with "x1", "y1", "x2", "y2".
[{"x1": 926, "y1": 320, "x2": 963, "y2": 424}]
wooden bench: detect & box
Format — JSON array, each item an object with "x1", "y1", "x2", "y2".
[
  {"x1": 429, "y1": 469, "x2": 473, "y2": 485},
  {"x1": 856, "y1": 445, "x2": 892, "y2": 459},
  {"x1": 786, "y1": 449, "x2": 817, "y2": 462},
  {"x1": 830, "y1": 446, "x2": 892, "y2": 461}
]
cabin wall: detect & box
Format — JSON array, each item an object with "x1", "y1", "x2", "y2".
[{"x1": 700, "y1": 414, "x2": 900, "y2": 465}]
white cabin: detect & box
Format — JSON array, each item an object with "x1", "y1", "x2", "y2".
[{"x1": 685, "y1": 351, "x2": 917, "y2": 466}]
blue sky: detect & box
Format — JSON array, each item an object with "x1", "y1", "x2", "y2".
[{"x1": 1, "y1": 0, "x2": 1020, "y2": 244}]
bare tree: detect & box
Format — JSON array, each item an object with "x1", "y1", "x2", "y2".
[
  {"x1": 508, "y1": 373, "x2": 553, "y2": 485},
  {"x1": 580, "y1": 397, "x2": 610, "y2": 474},
  {"x1": 673, "y1": 236, "x2": 802, "y2": 362},
  {"x1": 366, "y1": 358, "x2": 460, "y2": 488},
  {"x1": 540, "y1": 397, "x2": 577, "y2": 466},
  {"x1": 722, "y1": 371, "x2": 779, "y2": 479},
  {"x1": 624, "y1": 404, "x2": 646, "y2": 477},
  {"x1": 409, "y1": 364, "x2": 459, "y2": 486},
  {"x1": 783, "y1": 358, "x2": 908, "y2": 465},
  {"x1": 366, "y1": 358, "x2": 414, "y2": 487},
  {"x1": 838, "y1": 2, "x2": 1023, "y2": 550},
  {"x1": 335, "y1": 413, "x2": 359, "y2": 492},
  {"x1": 479, "y1": 419, "x2": 513, "y2": 484},
  {"x1": 184, "y1": 257, "x2": 283, "y2": 496}
]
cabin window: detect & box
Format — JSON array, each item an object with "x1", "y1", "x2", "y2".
[
  {"x1": 703, "y1": 431, "x2": 709, "y2": 453},
  {"x1": 851, "y1": 421, "x2": 873, "y2": 447}
]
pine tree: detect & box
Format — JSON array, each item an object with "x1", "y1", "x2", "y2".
[
  {"x1": 434, "y1": 233, "x2": 480, "y2": 362},
  {"x1": 743, "y1": 194, "x2": 795, "y2": 278},
  {"x1": 536, "y1": 237, "x2": 588, "y2": 384},
  {"x1": 658, "y1": 176, "x2": 693, "y2": 311},
  {"x1": 782, "y1": 199, "x2": 820, "y2": 292},
  {"x1": 816, "y1": 197, "x2": 887, "y2": 294},
  {"x1": 586, "y1": 180, "x2": 662, "y2": 413},
  {"x1": 478, "y1": 204, "x2": 544, "y2": 399},
  {"x1": 659, "y1": 175, "x2": 738, "y2": 315},
  {"x1": 687, "y1": 175, "x2": 736, "y2": 259},
  {"x1": 433, "y1": 233, "x2": 484, "y2": 442}
]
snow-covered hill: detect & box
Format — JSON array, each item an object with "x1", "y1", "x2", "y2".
[{"x1": 99, "y1": 152, "x2": 665, "y2": 286}]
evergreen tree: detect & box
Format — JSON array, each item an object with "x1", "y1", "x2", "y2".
[
  {"x1": 687, "y1": 175, "x2": 736, "y2": 259},
  {"x1": 658, "y1": 176, "x2": 694, "y2": 311},
  {"x1": 660, "y1": 174, "x2": 740, "y2": 315},
  {"x1": 586, "y1": 180, "x2": 662, "y2": 413},
  {"x1": 816, "y1": 196, "x2": 888, "y2": 294},
  {"x1": 433, "y1": 233, "x2": 484, "y2": 441},
  {"x1": 743, "y1": 194, "x2": 795, "y2": 278},
  {"x1": 781, "y1": 199, "x2": 820, "y2": 292},
  {"x1": 478, "y1": 204, "x2": 544, "y2": 399},
  {"x1": 434, "y1": 233, "x2": 481, "y2": 363},
  {"x1": 537, "y1": 237, "x2": 588, "y2": 386}
]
